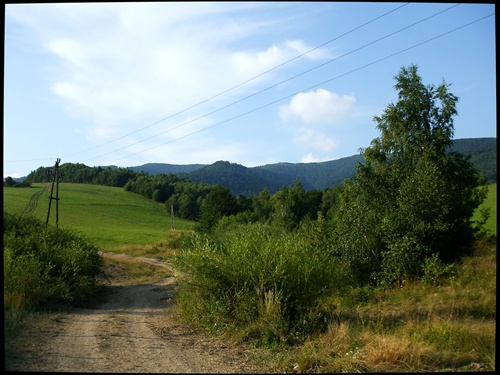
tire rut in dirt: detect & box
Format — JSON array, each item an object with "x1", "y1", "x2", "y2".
[{"x1": 22, "y1": 186, "x2": 49, "y2": 216}]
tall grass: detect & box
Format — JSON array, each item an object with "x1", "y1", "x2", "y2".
[
  {"x1": 173, "y1": 222, "x2": 349, "y2": 346},
  {"x1": 171, "y1": 183, "x2": 496, "y2": 371}
]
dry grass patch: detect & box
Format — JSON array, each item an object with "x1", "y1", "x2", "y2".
[
  {"x1": 361, "y1": 333, "x2": 436, "y2": 372},
  {"x1": 102, "y1": 257, "x2": 173, "y2": 285}
]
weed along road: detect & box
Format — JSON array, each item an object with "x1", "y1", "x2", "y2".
[{"x1": 5, "y1": 252, "x2": 264, "y2": 373}]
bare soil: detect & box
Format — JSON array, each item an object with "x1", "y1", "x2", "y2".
[{"x1": 4, "y1": 252, "x2": 269, "y2": 373}]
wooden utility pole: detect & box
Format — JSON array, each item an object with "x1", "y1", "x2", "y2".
[
  {"x1": 46, "y1": 158, "x2": 63, "y2": 227},
  {"x1": 171, "y1": 204, "x2": 176, "y2": 230}
]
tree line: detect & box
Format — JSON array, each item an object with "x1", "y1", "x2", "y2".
[
  {"x1": 21, "y1": 158, "x2": 338, "y2": 231},
  {"x1": 21, "y1": 150, "x2": 343, "y2": 227}
]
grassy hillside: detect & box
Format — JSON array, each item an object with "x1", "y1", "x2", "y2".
[{"x1": 3, "y1": 183, "x2": 194, "y2": 250}]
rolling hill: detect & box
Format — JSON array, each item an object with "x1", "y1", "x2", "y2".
[
  {"x1": 3, "y1": 183, "x2": 194, "y2": 250},
  {"x1": 149, "y1": 137, "x2": 495, "y2": 196},
  {"x1": 8, "y1": 137, "x2": 496, "y2": 197}
]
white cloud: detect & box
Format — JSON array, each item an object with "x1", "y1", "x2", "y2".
[
  {"x1": 279, "y1": 89, "x2": 356, "y2": 125},
  {"x1": 300, "y1": 153, "x2": 334, "y2": 163},
  {"x1": 293, "y1": 127, "x2": 338, "y2": 152},
  {"x1": 5, "y1": 2, "x2": 339, "y2": 171}
]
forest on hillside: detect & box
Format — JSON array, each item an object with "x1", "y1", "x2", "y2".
[{"x1": 7, "y1": 134, "x2": 494, "y2": 228}]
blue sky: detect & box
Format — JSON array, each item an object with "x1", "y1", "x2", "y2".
[{"x1": 4, "y1": 2, "x2": 496, "y2": 178}]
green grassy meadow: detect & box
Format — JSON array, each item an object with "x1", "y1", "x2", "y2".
[
  {"x1": 3, "y1": 183, "x2": 194, "y2": 250},
  {"x1": 473, "y1": 183, "x2": 497, "y2": 236}
]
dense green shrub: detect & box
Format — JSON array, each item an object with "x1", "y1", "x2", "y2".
[
  {"x1": 3, "y1": 211, "x2": 104, "y2": 310},
  {"x1": 173, "y1": 222, "x2": 347, "y2": 345}
]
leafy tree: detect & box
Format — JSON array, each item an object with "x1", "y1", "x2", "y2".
[
  {"x1": 271, "y1": 180, "x2": 304, "y2": 231},
  {"x1": 4, "y1": 177, "x2": 16, "y2": 187},
  {"x1": 196, "y1": 184, "x2": 238, "y2": 233},
  {"x1": 332, "y1": 64, "x2": 487, "y2": 286},
  {"x1": 177, "y1": 192, "x2": 199, "y2": 220},
  {"x1": 321, "y1": 185, "x2": 343, "y2": 218},
  {"x1": 252, "y1": 188, "x2": 273, "y2": 223}
]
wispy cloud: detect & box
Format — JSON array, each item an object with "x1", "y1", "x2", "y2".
[
  {"x1": 8, "y1": 3, "x2": 327, "y2": 144},
  {"x1": 293, "y1": 127, "x2": 339, "y2": 153}
]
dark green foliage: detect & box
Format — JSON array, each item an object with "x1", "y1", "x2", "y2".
[
  {"x1": 165, "y1": 180, "x2": 212, "y2": 221},
  {"x1": 253, "y1": 155, "x2": 364, "y2": 192},
  {"x1": 3, "y1": 211, "x2": 104, "y2": 309},
  {"x1": 25, "y1": 163, "x2": 136, "y2": 187},
  {"x1": 251, "y1": 188, "x2": 273, "y2": 223},
  {"x1": 448, "y1": 138, "x2": 496, "y2": 183},
  {"x1": 129, "y1": 141, "x2": 494, "y2": 196},
  {"x1": 196, "y1": 184, "x2": 239, "y2": 233},
  {"x1": 187, "y1": 160, "x2": 280, "y2": 197},
  {"x1": 124, "y1": 172, "x2": 178, "y2": 202},
  {"x1": 271, "y1": 179, "x2": 316, "y2": 231},
  {"x1": 4, "y1": 176, "x2": 16, "y2": 186},
  {"x1": 331, "y1": 65, "x2": 487, "y2": 287},
  {"x1": 127, "y1": 162, "x2": 205, "y2": 175},
  {"x1": 3, "y1": 176, "x2": 31, "y2": 187},
  {"x1": 19, "y1": 138, "x2": 494, "y2": 201}
]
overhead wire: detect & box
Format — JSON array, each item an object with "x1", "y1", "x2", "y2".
[
  {"x1": 82, "y1": 3, "x2": 461, "y2": 163},
  {"x1": 59, "y1": 2, "x2": 411, "y2": 159},
  {"x1": 5, "y1": 4, "x2": 494, "y2": 174},
  {"x1": 102, "y1": 12, "x2": 494, "y2": 164}
]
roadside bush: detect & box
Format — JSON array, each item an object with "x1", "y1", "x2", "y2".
[
  {"x1": 3, "y1": 211, "x2": 104, "y2": 310},
  {"x1": 173, "y1": 222, "x2": 345, "y2": 346}
]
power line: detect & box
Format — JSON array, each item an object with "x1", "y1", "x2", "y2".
[
  {"x1": 102, "y1": 13, "x2": 494, "y2": 164},
  {"x1": 60, "y1": 3, "x2": 410, "y2": 159},
  {"x1": 5, "y1": 4, "x2": 493, "y2": 174},
  {"x1": 81, "y1": 3, "x2": 461, "y2": 163}
]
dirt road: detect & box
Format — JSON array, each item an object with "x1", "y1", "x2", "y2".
[{"x1": 4, "y1": 253, "x2": 267, "y2": 373}]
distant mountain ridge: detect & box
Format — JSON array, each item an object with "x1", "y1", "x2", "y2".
[
  {"x1": 126, "y1": 163, "x2": 205, "y2": 175},
  {"x1": 126, "y1": 137, "x2": 496, "y2": 196},
  {"x1": 8, "y1": 137, "x2": 496, "y2": 196}
]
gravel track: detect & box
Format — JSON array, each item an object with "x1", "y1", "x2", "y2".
[{"x1": 4, "y1": 252, "x2": 266, "y2": 373}]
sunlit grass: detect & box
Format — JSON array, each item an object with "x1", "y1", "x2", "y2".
[
  {"x1": 3, "y1": 183, "x2": 195, "y2": 250},
  {"x1": 472, "y1": 183, "x2": 496, "y2": 236}
]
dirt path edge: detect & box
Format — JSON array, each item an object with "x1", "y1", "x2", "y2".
[{"x1": 4, "y1": 252, "x2": 266, "y2": 373}]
